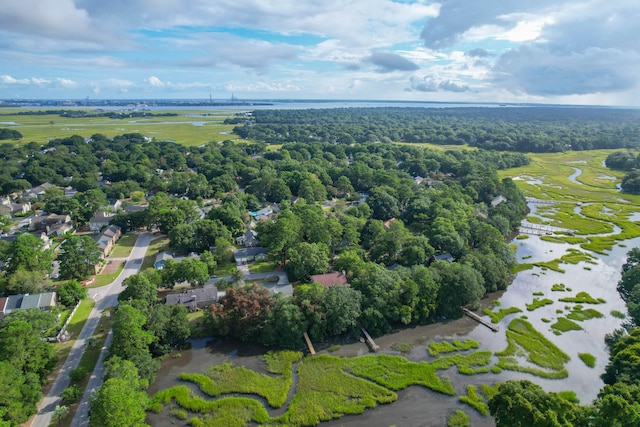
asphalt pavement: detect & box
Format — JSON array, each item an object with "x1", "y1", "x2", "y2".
[{"x1": 30, "y1": 231, "x2": 153, "y2": 427}]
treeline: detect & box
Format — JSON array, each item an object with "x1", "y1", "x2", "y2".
[
  {"x1": 488, "y1": 248, "x2": 640, "y2": 426},
  {"x1": 605, "y1": 151, "x2": 640, "y2": 194},
  {"x1": 229, "y1": 107, "x2": 640, "y2": 152},
  {"x1": 0, "y1": 128, "x2": 22, "y2": 140}
]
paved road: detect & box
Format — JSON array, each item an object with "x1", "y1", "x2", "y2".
[{"x1": 31, "y1": 232, "x2": 154, "y2": 427}]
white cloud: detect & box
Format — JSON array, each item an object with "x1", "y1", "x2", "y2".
[{"x1": 146, "y1": 76, "x2": 164, "y2": 87}]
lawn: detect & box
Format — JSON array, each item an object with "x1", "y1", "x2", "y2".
[
  {"x1": 90, "y1": 262, "x2": 124, "y2": 288},
  {"x1": 109, "y1": 233, "x2": 138, "y2": 258},
  {"x1": 248, "y1": 260, "x2": 278, "y2": 274},
  {"x1": 141, "y1": 236, "x2": 171, "y2": 270}
]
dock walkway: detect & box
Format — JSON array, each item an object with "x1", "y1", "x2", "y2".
[{"x1": 462, "y1": 308, "x2": 499, "y2": 332}]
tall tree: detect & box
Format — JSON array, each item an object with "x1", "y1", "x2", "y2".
[
  {"x1": 2, "y1": 234, "x2": 53, "y2": 275},
  {"x1": 58, "y1": 235, "x2": 101, "y2": 280}
]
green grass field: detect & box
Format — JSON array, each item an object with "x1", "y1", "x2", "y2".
[
  {"x1": 0, "y1": 108, "x2": 246, "y2": 146},
  {"x1": 109, "y1": 233, "x2": 138, "y2": 258}
]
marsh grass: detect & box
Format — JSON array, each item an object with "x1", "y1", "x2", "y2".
[
  {"x1": 391, "y1": 343, "x2": 412, "y2": 354},
  {"x1": 483, "y1": 307, "x2": 522, "y2": 323},
  {"x1": 429, "y1": 351, "x2": 493, "y2": 375},
  {"x1": 203, "y1": 351, "x2": 301, "y2": 408},
  {"x1": 551, "y1": 317, "x2": 583, "y2": 333},
  {"x1": 567, "y1": 306, "x2": 604, "y2": 321},
  {"x1": 459, "y1": 385, "x2": 488, "y2": 416},
  {"x1": 448, "y1": 409, "x2": 470, "y2": 427},
  {"x1": 526, "y1": 298, "x2": 554, "y2": 311},
  {"x1": 427, "y1": 339, "x2": 479, "y2": 356},
  {"x1": 495, "y1": 318, "x2": 570, "y2": 379},
  {"x1": 153, "y1": 351, "x2": 487, "y2": 427},
  {"x1": 611, "y1": 310, "x2": 626, "y2": 319},
  {"x1": 559, "y1": 292, "x2": 606, "y2": 304},
  {"x1": 578, "y1": 353, "x2": 596, "y2": 368},
  {"x1": 2, "y1": 108, "x2": 240, "y2": 146},
  {"x1": 552, "y1": 283, "x2": 567, "y2": 292}
]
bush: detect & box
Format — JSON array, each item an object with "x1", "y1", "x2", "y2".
[
  {"x1": 61, "y1": 385, "x2": 82, "y2": 404},
  {"x1": 69, "y1": 366, "x2": 89, "y2": 383}
]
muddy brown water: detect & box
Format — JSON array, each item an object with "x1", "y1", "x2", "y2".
[{"x1": 146, "y1": 296, "x2": 500, "y2": 427}]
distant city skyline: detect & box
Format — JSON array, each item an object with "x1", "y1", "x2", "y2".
[{"x1": 1, "y1": 1, "x2": 638, "y2": 106}]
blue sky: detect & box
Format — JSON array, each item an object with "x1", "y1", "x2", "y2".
[{"x1": 1, "y1": 0, "x2": 638, "y2": 105}]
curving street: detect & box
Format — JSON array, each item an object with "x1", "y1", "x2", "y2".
[{"x1": 31, "y1": 231, "x2": 154, "y2": 427}]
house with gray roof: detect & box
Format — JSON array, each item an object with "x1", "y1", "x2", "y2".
[
  {"x1": 4, "y1": 295, "x2": 23, "y2": 315},
  {"x1": 38, "y1": 292, "x2": 57, "y2": 310},
  {"x1": 89, "y1": 211, "x2": 114, "y2": 232},
  {"x1": 20, "y1": 294, "x2": 41, "y2": 310},
  {"x1": 155, "y1": 251, "x2": 174, "y2": 269},
  {"x1": 233, "y1": 247, "x2": 268, "y2": 264},
  {"x1": 166, "y1": 287, "x2": 218, "y2": 311},
  {"x1": 236, "y1": 229, "x2": 259, "y2": 247}
]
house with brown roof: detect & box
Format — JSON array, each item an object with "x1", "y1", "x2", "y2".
[
  {"x1": 0, "y1": 297, "x2": 7, "y2": 319},
  {"x1": 95, "y1": 225, "x2": 122, "y2": 258},
  {"x1": 310, "y1": 271, "x2": 348, "y2": 288}
]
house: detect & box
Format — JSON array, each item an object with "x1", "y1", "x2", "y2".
[
  {"x1": 20, "y1": 294, "x2": 41, "y2": 310},
  {"x1": 4, "y1": 295, "x2": 23, "y2": 315},
  {"x1": 123, "y1": 204, "x2": 147, "y2": 213},
  {"x1": 89, "y1": 211, "x2": 114, "y2": 232},
  {"x1": 310, "y1": 271, "x2": 348, "y2": 288},
  {"x1": 94, "y1": 225, "x2": 122, "y2": 258},
  {"x1": 0, "y1": 292, "x2": 57, "y2": 317},
  {"x1": 31, "y1": 214, "x2": 73, "y2": 236},
  {"x1": 233, "y1": 247, "x2": 268, "y2": 264},
  {"x1": 3, "y1": 201, "x2": 31, "y2": 216},
  {"x1": 251, "y1": 207, "x2": 274, "y2": 221},
  {"x1": 236, "y1": 229, "x2": 259, "y2": 247},
  {"x1": 64, "y1": 187, "x2": 78, "y2": 198},
  {"x1": 107, "y1": 199, "x2": 122, "y2": 212},
  {"x1": 490, "y1": 195, "x2": 507, "y2": 208},
  {"x1": 430, "y1": 253, "x2": 454, "y2": 264},
  {"x1": 22, "y1": 183, "x2": 54, "y2": 200},
  {"x1": 166, "y1": 287, "x2": 218, "y2": 311},
  {"x1": 48, "y1": 221, "x2": 74, "y2": 237},
  {"x1": 414, "y1": 176, "x2": 424, "y2": 185},
  {"x1": 154, "y1": 251, "x2": 174, "y2": 269},
  {"x1": 37, "y1": 292, "x2": 57, "y2": 310}
]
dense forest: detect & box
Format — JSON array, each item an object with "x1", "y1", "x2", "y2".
[
  {"x1": 229, "y1": 107, "x2": 640, "y2": 152},
  {"x1": 605, "y1": 150, "x2": 640, "y2": 194}
]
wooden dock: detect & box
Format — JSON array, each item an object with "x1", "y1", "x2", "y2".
[
  {"x1": 303, "y1": 332, "x2": 316, "y2": 355},
  {"x1": 360, "y1": 327, "x2": 380, "y2": 352},
  {"x1": 462, "y1": 308, "x2": 499, "y2": 332}
]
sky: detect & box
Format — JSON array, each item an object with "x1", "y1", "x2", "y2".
[{"x1": 0, "y1": 0, "x2": 639, "y2": 105}]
